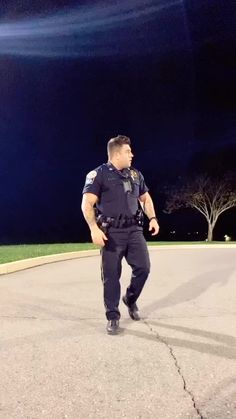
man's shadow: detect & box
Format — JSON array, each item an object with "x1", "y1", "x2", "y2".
[
  {"x1": 119, "y1": 321, "x2": 236, "y2": 361},
  {"x1": 116, "y1": 266, "x2": 236, "y2": 360},
  {"x1": 140, "y1": 267, "x2": 235, "y2": 316}
]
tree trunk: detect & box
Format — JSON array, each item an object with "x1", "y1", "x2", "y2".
[{"x1": 207, "y1": 223, "x2": 214, "y2": 241}]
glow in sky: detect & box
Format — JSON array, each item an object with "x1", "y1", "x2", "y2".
[{"x1": 0, "y1": 0, "x2": 188, "y2": 58}]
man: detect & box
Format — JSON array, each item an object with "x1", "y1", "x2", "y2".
[{"x1": 81, "y1": 135, "x2": 159, "y2": 335}]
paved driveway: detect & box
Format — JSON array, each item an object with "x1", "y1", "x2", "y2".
[{"x1": 0, "y1": 248, "x2": 236, "y2": 418}]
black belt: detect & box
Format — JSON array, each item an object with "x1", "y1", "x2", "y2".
[{"x1": 97, "y1": 214, "x2": 139, "y2": 229}]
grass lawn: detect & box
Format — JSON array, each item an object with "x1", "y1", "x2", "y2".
[
  {"x1": 0, "y1": 243, "x2": 99, "y2": 264},
  {"x1": 0, "y1": 241, "x2": 235, "y2": 264}
]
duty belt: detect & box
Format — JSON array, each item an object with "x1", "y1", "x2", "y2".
[{"x1": 97, "y1": 213, "x2": 143, "y2": 229}]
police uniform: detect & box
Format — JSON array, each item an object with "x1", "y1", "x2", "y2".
[{"x1": 82, "y1": 162, "x2": 151, "y2": 321}]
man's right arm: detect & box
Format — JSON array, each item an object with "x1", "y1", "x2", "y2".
[
  {"x1": 81, "y1": 193, "x2": 98, "y2": 230},
  {"x1": 81, "y1": 193, "x2": 108, "y2": 247}
]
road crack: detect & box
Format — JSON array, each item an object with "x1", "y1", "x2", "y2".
[{"x1": 143, "y1": 319, "x2": 204, "y2": 419}]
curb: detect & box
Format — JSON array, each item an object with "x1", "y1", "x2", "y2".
[
  {"x1": 0, "y1": 250, "x2": 99, "y2": 275},
  {"x1": 0, "y1": 244, "x2": 235, "y2": 276}
]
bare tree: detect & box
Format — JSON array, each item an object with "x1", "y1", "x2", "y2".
[{"x1": 165, "y1": 175, "x2": 236, "y2": 241}]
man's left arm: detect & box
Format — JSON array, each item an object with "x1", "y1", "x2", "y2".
[{"x1": 139, "y1": 192, "x2": 160, "y2": 236}]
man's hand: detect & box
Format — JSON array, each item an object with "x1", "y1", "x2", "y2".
[
  {"x1": 149, "y1": 219, "x2": 160, "y2": 236},
  {"x1": 91, "y1": 226, "x2": 108, "y2": 247}
]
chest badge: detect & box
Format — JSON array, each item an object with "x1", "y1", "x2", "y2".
[{"x1": 130, "y1": 170, "x2": 138, "y2": 181}]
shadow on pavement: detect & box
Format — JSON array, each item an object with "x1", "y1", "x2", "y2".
[{"x1": 142, "y1": 267, "x2": 235, "y2": 316}]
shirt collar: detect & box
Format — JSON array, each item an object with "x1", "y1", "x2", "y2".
[{"x1": 106, "y1": 162, "x2": 130, "y2": 178}]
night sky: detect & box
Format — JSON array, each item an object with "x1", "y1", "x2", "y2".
[{"x1": 0, "y1": 0, "x2": 235, "y2": 244}]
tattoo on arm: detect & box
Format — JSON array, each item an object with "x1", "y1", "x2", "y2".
[{"x1": 82, "y1": 202, "x2": 97, "y2": 230}]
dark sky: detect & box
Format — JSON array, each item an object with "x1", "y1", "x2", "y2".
[{"x1": 0, "y1": 0, "x2": 235, "y2": 243}]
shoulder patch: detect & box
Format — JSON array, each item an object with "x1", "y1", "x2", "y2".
[
  {"x1": 86, "y1": 170, "x2": 97, "y2": 180},
  {"x1": 85, "y1": 170, "x2": 98, "y2": 186}
]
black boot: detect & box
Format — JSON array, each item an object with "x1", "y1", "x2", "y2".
[
  {"x1": 122, "y1": 296, "x2": 141, "y2": 321},
  {"x1": 106, "y1": 319, "x2": 120, "y2": 335}
]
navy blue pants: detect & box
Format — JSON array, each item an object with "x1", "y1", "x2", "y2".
[{"x1": 100, "y1": 225, "x2": 151, "y2": 320}]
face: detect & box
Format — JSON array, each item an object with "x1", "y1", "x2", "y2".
[{"x1": 116, "y1": 144, "x2": 134, "y2": 169}]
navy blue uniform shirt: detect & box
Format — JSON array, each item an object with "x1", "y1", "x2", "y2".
[{"x1": 82, "y1": 162, "x2": 149, "y2": 217}]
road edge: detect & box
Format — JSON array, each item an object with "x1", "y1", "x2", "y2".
[{"x1": 1, "y1": 244, "x2": 236, "y2": 276}]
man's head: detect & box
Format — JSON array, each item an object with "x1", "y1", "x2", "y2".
[{"x1": 107, "y1": 135, "x2": 134, "y2": 170}]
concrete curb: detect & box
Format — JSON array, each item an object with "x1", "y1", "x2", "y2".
[
  {"x1": 0, "y1": 250, "x2": 99, "y2": 275},
  {"x1": 0, "y1": 244, "x2": 235, "y2": 276}
]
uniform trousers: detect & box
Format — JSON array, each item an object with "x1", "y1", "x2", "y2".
[{"x1": 100, "y1": 225, "x2": 151, "y2": 320}]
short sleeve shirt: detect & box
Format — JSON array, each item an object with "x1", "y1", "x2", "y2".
[{"x1": 82, "y1": 163, "x2": 149, "y2": 217}]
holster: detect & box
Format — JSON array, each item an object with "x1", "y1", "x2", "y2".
[{"x1": 96, "y1": 214, "x2": 110, "y2": 234}]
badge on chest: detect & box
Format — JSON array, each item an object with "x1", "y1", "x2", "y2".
[{"x1": 130, "y1": 170, "x2": 138, "y2": 180}]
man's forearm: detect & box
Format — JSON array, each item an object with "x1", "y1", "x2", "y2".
[
  {"x1": 143, "y1": 198, "x2": 157, "y2": 220},
  {"x1": 81, "y1": 203, "x2": 98, "y2": 230}
]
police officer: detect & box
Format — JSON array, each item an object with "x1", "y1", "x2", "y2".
[{"x1": 81, "y1": 135, "x2": 159, "y2": 334}]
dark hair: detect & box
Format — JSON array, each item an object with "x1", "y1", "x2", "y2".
[{"x1": 107, "y1": 135, "x2": 131, "y2": 157}]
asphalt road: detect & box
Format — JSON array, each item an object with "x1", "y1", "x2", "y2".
[{"x1": 0, "y1": 248, "x2": 236, "y2": 419}]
